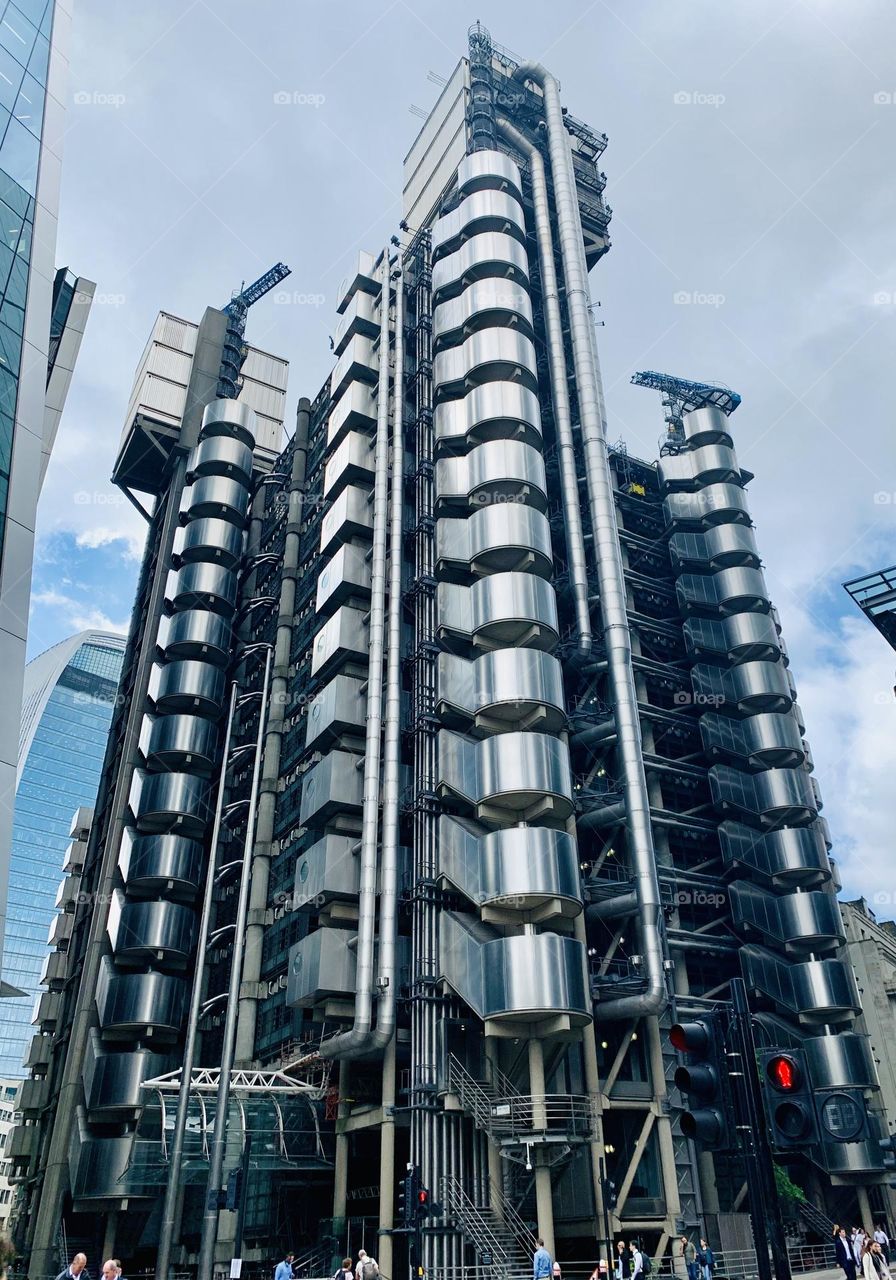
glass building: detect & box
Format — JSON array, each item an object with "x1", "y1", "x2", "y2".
[
  {"x1": 0, "y1": 0, "x2": 93, "y2": 984},
  {"x1": 0, "y1": 631, "x2": 124, "y2": 1075}
]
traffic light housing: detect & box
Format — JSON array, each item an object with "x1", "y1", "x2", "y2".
[
  {"x1": 416, "y1": 1185, "x2": 430, "y2": 1221},
  {"x1": 671, "y1": 1013, "x2": 734, "y2": 1151},
  {"x1": 398, "y1": 1165, "x2": 419, "y2": 1226},
  {"x1": 880, "y1": 1132, "x2": 896, "y2": 1189},
  {"x1": 759, "y1": 1048, "x2": 820, "y2": 1150},
  {"x1": 225, "y1": 1165, "x2": 244, "y2": 1212}
]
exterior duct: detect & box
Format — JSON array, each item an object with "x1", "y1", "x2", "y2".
[
  {"x1": 496, "y1": 118, "x2": 592, "y2": 655},
  {"x1": 511, "y1": 60, "x2": 666, "y2": 1017}
]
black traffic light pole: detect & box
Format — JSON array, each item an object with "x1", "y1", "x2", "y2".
[
  {"x1": 598, "y1": 1157, "x2": 613, "y2": 1274},
  {"x1": 730, "y1": 979, "x2": 792, "y2": 1280}
]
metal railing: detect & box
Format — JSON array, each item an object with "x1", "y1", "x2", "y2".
[
  {"x1": 425, "y1": 1245, "x2": 840, "y2": 1280},
  {"x1": 446, "y1": 1055, "x2": 595, "y2": 1140}
]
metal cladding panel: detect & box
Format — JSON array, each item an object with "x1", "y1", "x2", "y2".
[
  {"x1": 658, "y1": 443, "x2": 744, "y2": 491},
  {"x1": 319, "y1": 484, "x2": 373, "y2": 556},
  {"x1": 669, "y1": 524, "x2": 760, "y2": 573},
  {"x1": 160, "y1": 609, "x2": 232, "y2": 667},
  {"x1": 140, "y1": 712, "x2": 219, "y2": 775},
  {"x1": 107, "y1": 892, "x2": 197, "y2": 965},
  {"x1": 118, "y1": 829, "x2": 204, "y2": 899},
  {"x1": 435, "y1": 440, "x2": 547, "y2": 512},
  {"x1": 69, "y1": 1131, "x2": 135, "y2": 1201},
  {"x1": 188, "y1": 435, "x2": 254, "y2": 486},
  {"x1": 692, "y1": 659, "x2": 793, "y2": 713},
  {"x1": 432, "y1": 328, "x2": 538, "y2": 397},
  {"x1": 149, "y1": 659, "x2": 226, "y2": 717},
  {"x1": 33, "y1": 990, "x2": 61, "y2": 1028},
  {"x1": 457, "y1": 149, "x2": 524, "y2": 201},
  {"x1": 681, "y1": 404, "x2": 733, "y2": 448},
  {"x1": 433, "y1": 280, "x2": 533, "y2": 348},
  {"x1": 305, "y1": 674, "x2": 367, "y2": 751},
  {"x1": 95, "y1": 958, "x2": 187, "y2": 1035},
  {"x1": 436, "y1": 649, "x2": 565, "y2": 731},
  {"x1": 432, "y1": 233, "x2": 530, "y2": 302},
  {"x1": 699, "y1": 711, "x2": 805, "y2": 770},
  {"x1": 201, "y1": 397, "x2": 256, "y2": 448},
  {"x1": 330, "y1": 332, "x2": 379, "y2": 404},
  {"x1": 333, "y1": 289, "x2": 379, "y2": 357},
  {"x1": 437, "y1": 729, "x2": 573, "y2": 819},
  {"x1": 709, "y1": 764, "x2": 818, "y2": 827},
  {"x1": 310, "y1": 605, "x2": 369, "y2": 679},
  {"x1": 299, "y1": 750, "x2": 364, "y2": 827},
  {"x1": 741, "y1": 945, "x2": 860, "y2": 1023},
  {"x1": 730, "y1": 882, "x2": 844, "y2": 952},
  {"x1": 676, "y1": 566, "x2": 770, "y2": 616},
  {"x1": 438, "y1": 506, "x2": 553, "y2": 578},
  {"x1": 181, "y1": 475, "x2": 250, "y2": 526},
  {"x1": 804, "y1": 1031, "x2": 878, "y2": 1089},
  {"x1": 683, "y1": 613, "x2": 782, "y2": 665},
  {"x1": 822, "y1": 1138, "x2": 884, "y2": 1176},
  {"x1": 440, "y1": 911, "x2": 589, "y2": 1023},
  {"x1": 323, "y1": 430, "x2": 376, "y2": 500},
  {"x1": 720, "y1": 822, "x2": 832, "y2": 886},
  {"x1": 335, "y1": 251, "x2": 379, "y2": 316},
  {"x1": 167, "y1": 562, "x2": 238, "y2": 616},
  {"x1": 431, "y1": 189, "x2": 526, "y2": 260},
  {"x1": 326, "y1": 381, "x2": 377, "y2": 450},
  {"x1": 434, "y1": 382, "x2": 542, "y2": 447},
  {"x1": 294, "y1": 834, "x2": 360, "y2": 907},
  {"x1": 403, "y1": 57, "x2": 468, "y2": 227},
  {"x1": 438, "y1": 816, "x2": 581, "y2": 910},
  {"x1": 175, "y1": 517, "x2": 244, "y2": 569},
  {"x1": 316, "y1": 542, "x2": 372, "y2": 616},
  {"x1": 287, "y1": 926, "x2": 356, "y2": 1007},
  {"x1": 129, "y1": 769, "x2": 212, "y2": 837},
  {"x1": 83, "y1": 1035, "x2": 169, "y2": 1114},
  {"x1": 663, "y1": 482, "x2": 751, "y2": 529},
  {"x1": 437, "y1": 573, "x2": 559, "y2": 651}
]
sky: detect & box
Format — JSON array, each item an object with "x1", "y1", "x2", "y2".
[{"x1": 27, "y1": 0, "x2": 896, "y2": 904}]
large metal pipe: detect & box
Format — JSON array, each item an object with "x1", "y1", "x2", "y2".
[
  {"x1": 320, "y1": 250, "x2": 393, "y2": 1059},
  {"x1": 197, "y1": 645, "x2": 272, "y2": 1278},
  {"x1": 156, "y1": 682, "x2": 238, "y2": 1280},
  {"x1": 496, "y1": 115, "x2": 592, "y2": 656},
  {"x1": 511, "y1": 60, "x2": 667, "y2": 1019}
]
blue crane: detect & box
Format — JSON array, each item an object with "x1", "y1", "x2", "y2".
[
  {"x1": 631, "y1": 369, "x2": 740, "y2": 455},
  {"x1": 217, "y1": 262, "x2": 292, "y2": 400}
]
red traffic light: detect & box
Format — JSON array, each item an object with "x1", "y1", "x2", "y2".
[
  {"x1": 671, "y1": 1021, "x2": 711, "y2": 1055},
  {"x1": 417, "y1": 1189, "x2": 428, "y2": 1204},
  {"x1": 766, "y1": 1054, "x2": 801, "y2": 1093}
]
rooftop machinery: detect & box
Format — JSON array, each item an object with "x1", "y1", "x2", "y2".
[{"x1": 631, "y1": 370, "x2": 742, "y2": 455}]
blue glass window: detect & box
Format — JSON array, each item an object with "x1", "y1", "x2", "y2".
[{"x1": 0, "y1": 114, "x2": 38, "y2": 193}]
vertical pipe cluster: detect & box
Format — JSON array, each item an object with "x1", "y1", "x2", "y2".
[{"x1": 511, "y1": 61, "x2": 667, "y2": 1019}]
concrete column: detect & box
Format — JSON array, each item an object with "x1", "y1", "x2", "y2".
[
  {"x1": 529, "y1": 1037, "x2": 555, "y2": 1255},
  {"x1": 484, "y1": 1039, "x2": 504, "y2": 1204},
  {"x1": 857, "y1": 1185, "x2": 873, "y2": 1229},
  {"x1": 574, "y1": 910, "x2": 607, "y2": 1229},
  {"x1": 102, "y1": 1210, "x2": 118, "y2": 1264},
  {"x1": 333, "y1": 1060, "x2": 351, "y2": 1220},
  {"x1": 646, "y1": 1016, "x2": 681, "y2": 1223},
  {"x1": 378, "y1": 1037, "x2": 397, "y2": 1280}
]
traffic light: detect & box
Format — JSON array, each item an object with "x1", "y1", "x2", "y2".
[
  {"x1": 603, "y1": 1177, "x2": 618, "y2": 1210},
  {"x1": 416, "y1": 1185, "x2": 430, "y2": 1221},
  {"x1": 758, "y1": 1049, "x2": 819, "y2": 1150},
  {"x1": 398, "y1": 1164, "x2": 419, "y2": 1227},
  {"x1": 225, "y1": 1165, "x2": 244, "y2": 1212},
  {"x1": 671, "y1": 1013, "x2": 734, "y2": 1150},
  {"x1": 879, "y1": 1133, "x2": 896, "y2": 1189}
]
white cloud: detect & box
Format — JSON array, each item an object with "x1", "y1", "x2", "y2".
[
  {"x1": 74, "y1": 526, "x2": 146, "y2": 562},
  {"x1": 29, "y1": 589, "x2": 128, "y2": 638}
]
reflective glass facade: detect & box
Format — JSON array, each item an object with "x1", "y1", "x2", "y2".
[
  {"x1": 0, "y1": 633, "x2": 124, "y2": 1075},
  {"x1": 0, "y1": 0, "x2": 55, "y2": 546}
]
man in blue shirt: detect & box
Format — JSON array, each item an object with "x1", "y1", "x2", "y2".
[
  {"x1": 534, "y1": 1240, "x2": 552, "y2": 1279},
  {"x1": 274, "y1": 1253, "x2": 295, "y2": 1280}
]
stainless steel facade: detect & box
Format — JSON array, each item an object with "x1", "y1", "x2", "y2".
[{"x1": 13, "y1": 23, "x2": 888, "y2": 1279}]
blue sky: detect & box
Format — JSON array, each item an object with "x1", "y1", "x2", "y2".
[{"x1": 25, "y1": 0, "x2": 896, "y2": 903}]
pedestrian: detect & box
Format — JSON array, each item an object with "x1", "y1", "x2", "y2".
[
  {"x1": 112, "y1": 1260, "x2": 124, "y2": 1280},
  {"x1": 874, "y1": 1228, "x2": 891, "y2": 1267},
  {"x1": 56, "y1": 1254, "x2": 88, "y2": 1280},
  {"x1": 629, "y1": 1241, "x2": 644, "y2": 1280},
  {"x1": 870, "y1": 1244, "x2": 891, "y2": 1280},
  {"x1": 334, "y1": 1259, "x2": 353, "y2": 1280},
  {"x1": 856, "y1": 1232, "x2": 869, "y2": 1267},
  {"x1": 534, "y1": 1239, "x2": 552, "y2": 1280},
  {"x1": 615, "y1": 1241, "x2": 628, "y2": 1280},
  {"x1": 356, "y1": 1251, "x2": 379, "y2": 1280},
  {"x1": 681, "y1": 1236, "x2": 698, "y2": 1280},
  {"x1": 699, "y1": 1239, "x2": 715, "y2": 1280},
  {"x1": 101, "y1": 1261, "x2": 117, "y2": 1280},
  {"x1": 276, "y1": 1254, "x2": 295, "y2": 1280},
  {"x1": 837, "y1": 1228, "x2": 858, "y2": 1280}
]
